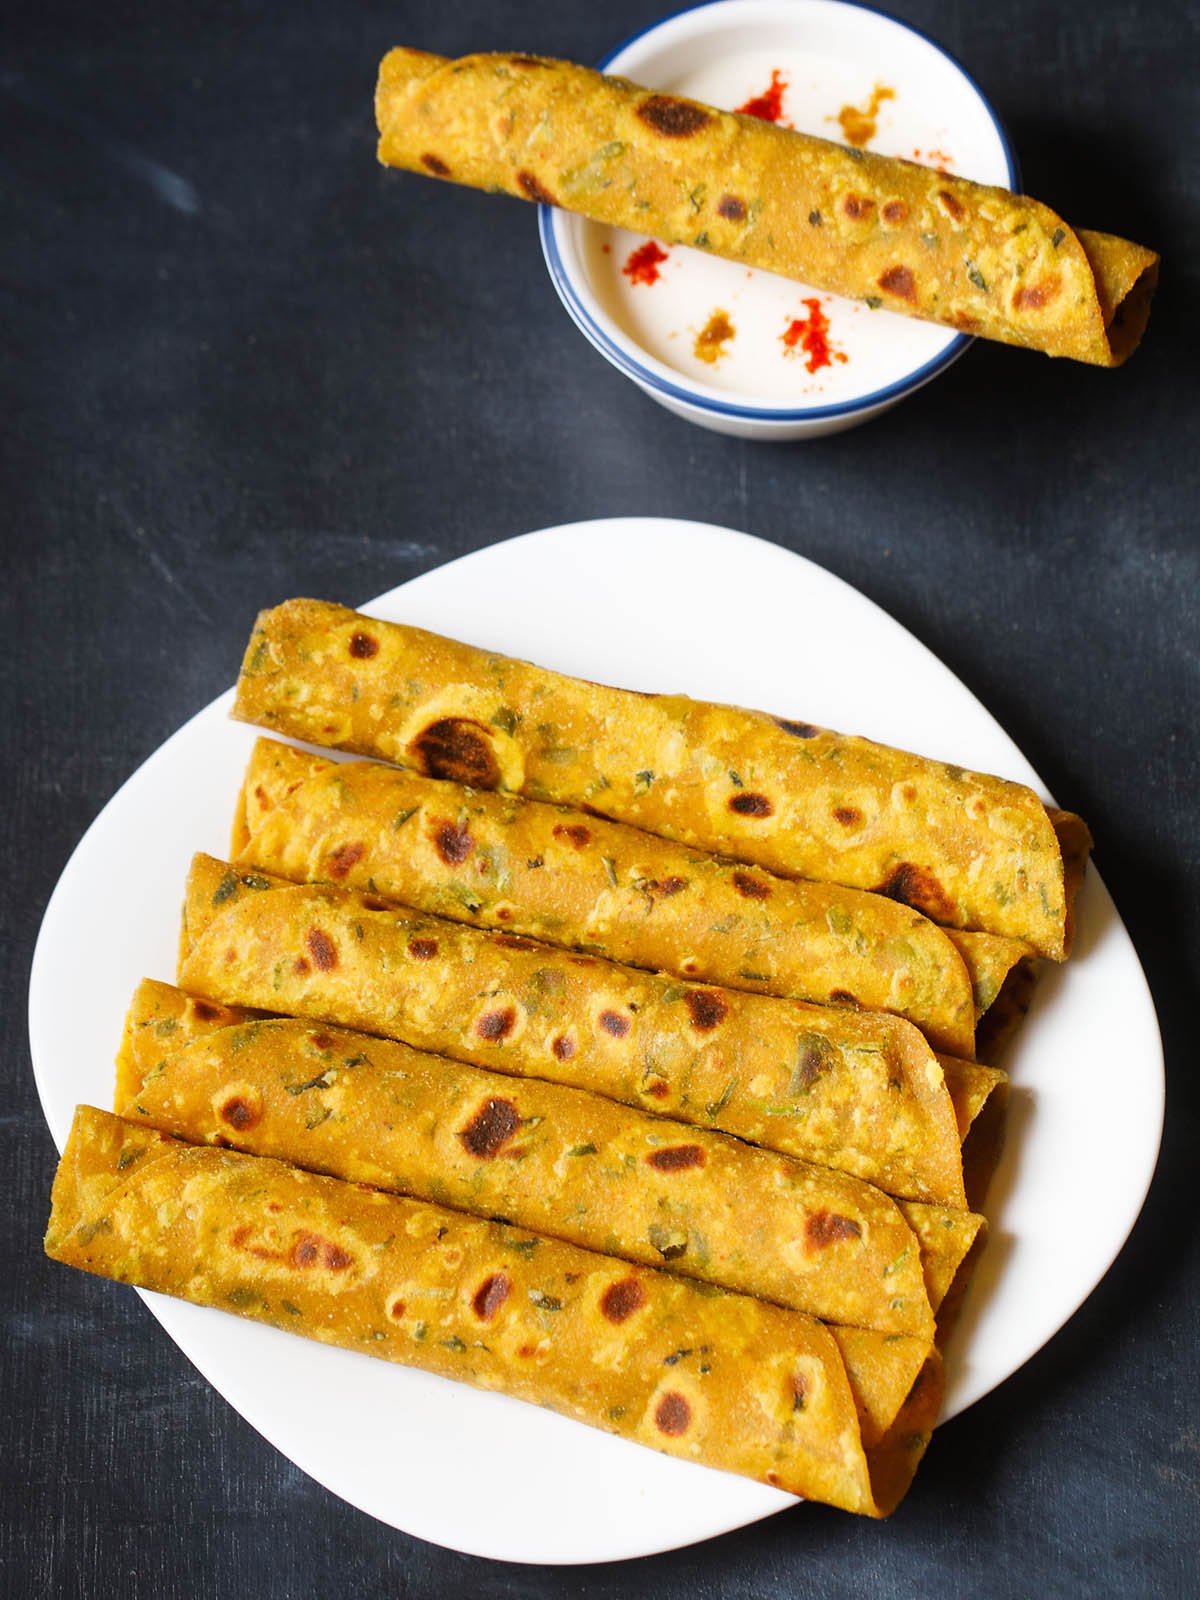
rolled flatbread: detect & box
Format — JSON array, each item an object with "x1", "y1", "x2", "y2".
[
  {"x1": 376, "y1": 49, "x2": 1157, "y2": 366},
  {"x1": 178, "y1": 858, "x2": 991, "y2": 1209},
  {"x1": 234, "y1": 737, "x2": 1036, "y2": 1060},
  {"x1": 232, "y1": 601, "x2": 1091, "y2": 957},
  {"x1": 118, "y1": 998, "x2": 996, "y2": 1336},
  {"x1": 46, "y1": 1106, "x2": 942, "y2": 1515}
]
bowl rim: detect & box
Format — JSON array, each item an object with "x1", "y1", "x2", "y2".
[{"x1": 538, "y1": 0, "x2": 1021, "y2": 423}]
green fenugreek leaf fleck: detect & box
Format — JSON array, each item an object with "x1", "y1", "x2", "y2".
[{"x1": 212, "y1": 871, "x2": 239, "y2": 907}]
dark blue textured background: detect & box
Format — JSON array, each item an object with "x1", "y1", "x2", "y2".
[{"x1": 4, "y1": 1, "x2": 1198, "y2": 1593}]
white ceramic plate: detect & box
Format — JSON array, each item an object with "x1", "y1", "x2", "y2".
[{"x1": 30, "y1": 518, "x2": 1163, "y2": 1564}]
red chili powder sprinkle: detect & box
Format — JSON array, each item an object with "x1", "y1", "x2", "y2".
[
  {"x1": 737, "y1": 69, "x2": 788, "y2": 123},
  {"x1": 623, "y1": 241, "x2": 669, "y2": 286},
  {"x1": 781, "y1": 299, "x2": 847, "y2": 374}
]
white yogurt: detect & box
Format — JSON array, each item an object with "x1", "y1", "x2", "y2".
[{"x1": 543, "y1": 1, "x2": 1017, "y2": 428}]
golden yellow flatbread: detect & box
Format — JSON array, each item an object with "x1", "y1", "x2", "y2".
[
  {"x1": 178, "y1": 858, "x2": 990, "y2": 1208},
  {"x1": 115, "y1": 979, "x2": 938, "y2": 1441},
  {"x1": 47, "y1": 1106, "x2": 942, "y2": 1514},
  {"x1": 118, "y1": 1001, "x2": 996, "y2": 1336},
  {"x1": 233, "y1": 737, "x2": 1036, "y2": 1060},
  {"x1": 375, "y1": 49, "x2": 1157, "y2": 366},
  {"x1": 232, "y1": 601, "x2": 1091, "y2": 957}
]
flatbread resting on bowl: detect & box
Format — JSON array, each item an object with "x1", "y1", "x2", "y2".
[{"x1": 376, "y1": 48, "x2": 1157, "y2": 365}]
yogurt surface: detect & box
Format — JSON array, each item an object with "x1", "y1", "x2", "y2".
[{"x1": 576, "y1": 40, "x2": 1011, "y2": 408}]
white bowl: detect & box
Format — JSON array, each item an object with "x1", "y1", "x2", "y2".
[{"x1": 539, "y1": 0, "x2": 1018, "y2": 439}]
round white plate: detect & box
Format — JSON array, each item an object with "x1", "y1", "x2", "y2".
[{"x1": 30, "y1": 518, "x2": 1163, "y2": 1564}]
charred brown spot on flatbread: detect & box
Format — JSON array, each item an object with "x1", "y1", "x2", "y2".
[
  {"x1": 348, "y1": 631, "x2": 379, "y2": 659},
  {"x1": 407, "y1": 937, "x2": 439, "y2": 960},
  {"x1": 729, "y1": 791, "x2": 773, "y2": 817},
  {"x1": 293, "y1": 956, "x2": 310, "y2": 975},
  {"x1": 790, "y1": 1375, "x2": 808, "y2": 1412},
  {"x1": 637, "y1": 95, "x2": 711, "y2": 137},
  {"x1": 937, "y1": 190, "x2": 966, "y2": 223},
  {"x1": 290, "y1": 1232, "x2": 353, "y2": 1271},
  {"x1": 309, "y1": 1033, "x2": 335, "y2": 1051},
  {"x1": 833, "y1": 805, "x2": 862, "y2": 827},
  {"x1": 495, "y1": 933, "x2": 537, "y2": 950},
  {"x1": 806, "y1": 1210, "x2": 862, "y2": 1248},
  {"x1": 882, "y1": 199, "x2": 909, "y2": 226},
  {"x1": 599, "y1": 1009, "x2": 631, "y2": 1038},
  {"x1": 842, "y1": 194, "x2": 874, "y2": 221},
  {"x1": 192, "y1": 1000, "x2": 224, "y2": 1022},
  {"x1": 516, "y1": 169, "x2": 555, "y2": 204},
  {"x1": 306, "y1": 928, "x2": 338, "y2": 970},
  {"x1": 420, "y1": 153, "x2": 451, "y2": 177},
  {"x1": 717, "y1": 194, "x2": 747, "y2": 222},
  {"x1": 646, "y1": 1144, "x2": 705, "y2": 1173},
  {"x1": 476, "y1": 1006, "x2": 517, "y2": 1042},
  {"x1": 551, "y1": 1033, "x2": 576, "y2": 1061},
  {"x1": 218, "y1": 1093, "x2": 261, "y2": 1131},
  {"x1": 326, "y1": 841, "x2": 365, "y2": 879},
  {"x1": 732, "y1": 870, "x2": 770, "y2": 900},
  {"x1": 829, "y1": 989, "x2": 860, "y2": 1008},
  {"x1": 646, "y1": 876, "x2": 687, "y2": 899},
  {"x1": 654, "y1": 1392, "x2": 692, "y2": 1435},
  {"x1": 552, "y1": 823, "x2": 591, "y2": 848},
  {"x1": 683, "y1": 990, "x2": 729, "y2": 1031},
  {"x1": 793, "y1": 1040, "x2": 834, "y2": 1089},
  {"x1": 776, "y1": 718, "x2": 821, "y2": 738},
  {"x1": 388, "y1": 1297, "x2": 407, "y2": 1320},
  {"x1": 878, "y1": 264, "x2": 916, "y2": 302},
  {"x1": 645, "y1": 1080, "x2": 669, "y2": 1099},
  {"x1": 1013, "y1": 278, "x2": 1060, "y2": 312},
  {"x1": 459, "y1": 1097, "x2": 521, "y2": 1158},
  {"x1": 412, "y1": 718, "x2": 500, "y2": 788},
  {"x1": 433, "y1": 819, "x2": 474, "y2": 866},
  {"x1": 877, "y1": 861, "x2": 956, "y2": 920},
  {"x1": 472, "y1": 1272, "x2": 511, "y2": 1320},
  {"x1": 600, "y1": 1277, "x2": 647, "y2": 1324}
]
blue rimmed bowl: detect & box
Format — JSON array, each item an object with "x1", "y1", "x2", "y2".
[{"x1": 539, "y1": 0, "x2": 1018, "y2": 439}]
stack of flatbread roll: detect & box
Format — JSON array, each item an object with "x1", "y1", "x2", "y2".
[{"x1": 46, "y1": 599, "x2": 1091, "y2": 1518}]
